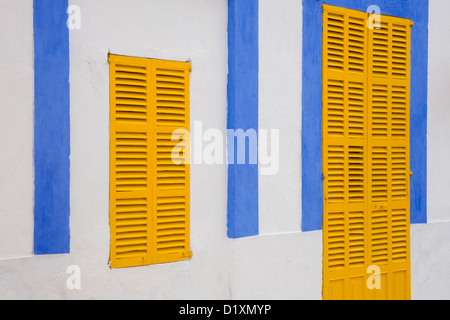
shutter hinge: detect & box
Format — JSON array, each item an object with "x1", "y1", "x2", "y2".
[{"x1": 186, "y1": 59, "x2": 192, "y2": 72}]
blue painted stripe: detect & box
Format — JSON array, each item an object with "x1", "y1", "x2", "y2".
[
  {"x1": 408, "y1": 0, "x2": 429, "y2": 225},
  {"x1": 34, "y1": 0, "x2": 71, "y2": 254},
  {"x1": 227, "y1": 0, "x2": 259, "y2": 239},
  {"x1": 302, "y1": 0, "x2": 429, "y2": 231},
  {"x1": 301, "y1": 1, "x2": 324, "y2": 232}
]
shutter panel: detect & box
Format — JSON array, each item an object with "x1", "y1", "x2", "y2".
[
  {"x1": 368, "y1": 15, "x2": 412, "y2": 300},
  {"x1": 322, "y1": 5, "x2": 369, "y2": 300},
  {"x1": 323, "y1": 5, "x2": 412, "y2": 300},
  {"x1": 109, "y1": 56, "x2": 152, "y2": 268},
  {"x1": 151, "y1": 60, "x2": 191, "y2": 264},
  {"x1": 109, "y1": 55, "x2": 190, "y2": 268}
]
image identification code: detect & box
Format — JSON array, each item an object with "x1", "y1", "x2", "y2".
[{"x1": 179, "y1": 304, "x2": 272, "y2": 317}]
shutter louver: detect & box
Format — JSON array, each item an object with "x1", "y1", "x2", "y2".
[
  {"x1": 323, "y1": 5, "x2": 412, "y2": 300},
  {"x1": 109, "y1": 55, "x2": 190, "y2": 268}
]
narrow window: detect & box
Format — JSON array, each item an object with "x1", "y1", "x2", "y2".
[{"x1": 109, "y1": 54, "x2": 191, "y2": 268}]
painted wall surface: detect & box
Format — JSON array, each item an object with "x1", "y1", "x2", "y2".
[
  {"x1": 68, "y1": 0, "x2": 229, "y2": 299},
  {"x1": 259, "y1": 0, "x2": 302, "y2": 235},
  {"x1": 0, "y1": 0, "x2": 34, "y2": 259},
  {"x1": 34, "y1": 0, "x2": 71, "y2": 255},
  {"x1": 427, "y1": 0, "x2": 450, "y2": 224},
  {"x1": 229, "y1": 231, "x2": 322, "y2": 300},
  {"x1": 229, "y1": 0, "x2": 323, "y2": 300},
  {"x1": 1, "y1": 0, "x2": 450, "y2": 300},
  {"x1": 228, "y1": 0, "x2": 322, "y2": 299},
  {"x1": 409, "y1": 0, "x2": 450, "y2": 300},
  {"x1": 227, "y1": 0, "x2": 259, "y2": 239},
  {"x1": 411, "y1": 223, "x2": 450, "y2": 299},
  {"x1": 1, "y1": 0, "x2": 231, "y2": 299}
]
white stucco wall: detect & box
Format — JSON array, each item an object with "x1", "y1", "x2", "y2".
[
  {"x1": 259, "y1": 0, "x2": 303, "y2": 235},
  {"x1": 2, "y1": 0, "x2": 450, "y2": 301},
  {"x1": 229, "y1": 0, "x2": 322, "y2": 300},
  {"x1": 427, "y1": 0, "x2": 450, "y2": 225},
  {"x1": 0, "y1": 0, "x2": 231, "y2": 299},
  {"x1": 229, "y1": 232, "x2": 322, "y2": 300},
  {"x1": 410, "y1": 0, "x2": 450, "y2": 300},
  {"x1": 259, "y1": 0, "x2": 302, "y2": 234},
  {"x1": 67, "y1": 0, "x2": 229, "y2": 299},
  {"x1": 0, "y1": 0, "x2": 34, "y2": 259}
]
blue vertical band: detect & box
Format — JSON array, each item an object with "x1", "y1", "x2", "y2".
[
  {"x1": 302, "y1": 0, "x2": 429, "y2": 231},
  {"x1": 34, "y1": 0, "x2": 71, "y2": 254},
  {"x1": 301, "y1": 0, "x2": 324, "y2": 232},
  {"x1": 408, "y1": 0, "x2": 429, "y2": 224},
  {"x1": 227, "y1": 0, "x2": 259, "y2": 239}
]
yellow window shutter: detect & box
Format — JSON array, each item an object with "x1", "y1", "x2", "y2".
[
  {"x1": 109, "y1": 55, "x2": 191, "y2": 269},
  {"x1": 322, "y1": 5, "x2": 412, "y2": 300},
  {"x1": 151, "y1": 59, "x2": 191, "y2": 265}
]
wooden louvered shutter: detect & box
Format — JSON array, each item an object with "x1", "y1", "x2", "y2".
[
  {"x1": 150, "y1": 59, "x2": 191, "y2": 265},
  {"x1": 109, "y1": 55, "x2": 190, "y2": 268},
  {"x1": 322, "y1": 5, "x2": 369, "y2": 300},
  {"x1": 367, "y1": 15, "x2": 411, "y2": 300},
  {"x1": 109, "y1": 55, "x2": 152, "y2": 269},
  {"x1": 322, "y1": 5, "x2": 412, "y2": 300}
]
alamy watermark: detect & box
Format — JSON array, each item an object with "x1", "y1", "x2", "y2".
[
  {"x1": 67, "y1": 5, "x2": 81, "y2": 30},
  {"x1": 367, "y1": 5, "x2": 381, "y2": 30},
  {"x1": 66, "y1": 265, "x2": 81, "y2": 290},
  {"x1": 170, "y1": 121, "x2": 280, "y2": 176},
  {"x1": 367, "y1": 265, "x2": 382, "y2": 290}
]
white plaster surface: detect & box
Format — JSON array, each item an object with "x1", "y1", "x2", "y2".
[
  {"x1": 259, "y1": 0, "x2": 303, "y2": 235},
  {"x1": 228, "y1": 231, "x2": 323, "y2": 300},
  {"x1": 427, "y1": 0, "x2": 450, "y2": 224},
  {"x1": 1, "y1": 0, "x2": 231, "y2": 299},
  {"x1": 411, "y1": 222, "x2": 450, "y2": 300},
  {"x1": 0, "y1": 0, "x2": 34, "y2": 258},
  {"x1": 67, "y1": 0, "x2": 230, "y2": 300},
  {"x1": 408, "y1": 0, "x2": 450, "y2": 300}
]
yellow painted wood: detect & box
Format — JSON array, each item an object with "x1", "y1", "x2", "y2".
[
  {"x1": 151, "y1": 59, "x2": 191, "y2": 265},
  {"x1": 322, "y1": 5, "x2": 411, "y2": 300},
  {"x1": 109, "y1": 54, "x2": 191, "y2": 269}
]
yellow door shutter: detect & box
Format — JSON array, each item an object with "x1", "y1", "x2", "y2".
[
  {"x1": 322, "y1": 5, "x2": 369, "y2": 300},
  {"x1": 322, "y1": 5, "x2": 412, "y2": 300},
  {"x1": 109, "y1": 55, "x2": 191, "y2": 269},
  {"x1": 367, "y1": 14, "x2": 412, "y2": 300}
]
